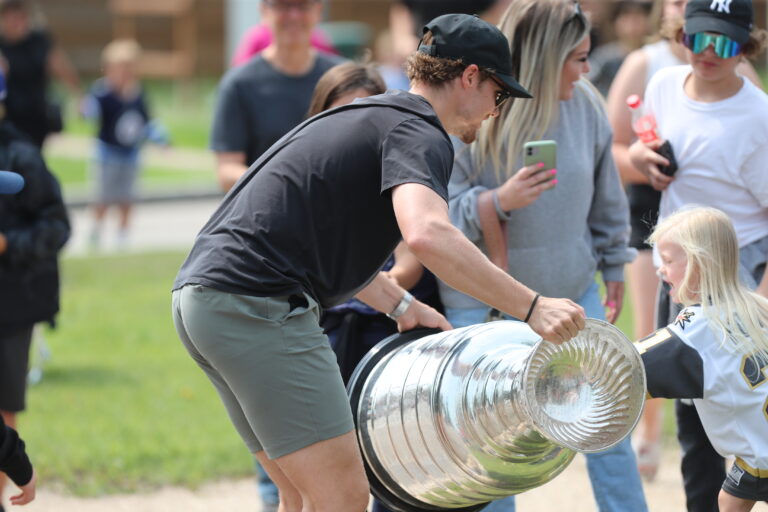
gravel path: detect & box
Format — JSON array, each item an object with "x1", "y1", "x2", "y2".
[{"x1": 8, "y1": 447, "x2": 767, "y2": 512}]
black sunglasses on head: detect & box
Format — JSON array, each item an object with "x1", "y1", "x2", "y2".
[{"x1": 570, "y1": 1, "x2": 587, "y2": 26}]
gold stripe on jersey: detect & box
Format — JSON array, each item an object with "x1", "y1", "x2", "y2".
[
  {"x1": 735, "y1": 457, "x2": 768, "y2": 478},
  {"x1": 635, "y1": 328, "x2": 674, "y2": 355}
]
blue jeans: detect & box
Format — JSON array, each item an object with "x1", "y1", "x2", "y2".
[
  {"x1": 256, "y1": 461, "x2": 279, "y2": 506},
  {"x1": 445, "y1": 281, "x2": 648, "y2": 512}
]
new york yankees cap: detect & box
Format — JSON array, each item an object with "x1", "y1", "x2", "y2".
[
  {"x1": 418, "y1": 13, "x2": 532, "y2": 99},
  {"x1": 685, "y1": 0, "x2": 753, "y2": 44},
  {"x1": 0, "y1": 171, "x2": 24, "y2": 194}
]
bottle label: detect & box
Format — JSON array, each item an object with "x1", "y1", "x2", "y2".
[{"x1": 633, "y1": 115, "x2": 658, "y2": 143}]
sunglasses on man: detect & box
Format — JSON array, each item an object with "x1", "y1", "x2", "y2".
[{"x1": 489, "y1": 75, "x2": 513, "y2": 108}]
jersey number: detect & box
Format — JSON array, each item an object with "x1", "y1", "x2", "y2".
[
  {"x1": 741, "y1": 354, "x2": 768, "y2": 389},
  {"x1": 740, "y1": 354, "x2": 768, "y2": 422}
]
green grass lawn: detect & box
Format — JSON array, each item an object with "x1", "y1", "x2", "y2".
[
  {"x1": 45, "y1": 154, "x2": 217, "y2": 191},
  {"x1": 23, "y1": 251, "x2": 253, "y2": 496}
]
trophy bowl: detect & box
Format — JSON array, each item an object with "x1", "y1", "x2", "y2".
[{"x1": 347, "y1": 319, "x2": 646, "y2": 512}]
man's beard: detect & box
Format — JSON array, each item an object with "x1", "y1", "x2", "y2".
[{"x1": 457, "y1": 127, "x2": 478, "y2": 144}]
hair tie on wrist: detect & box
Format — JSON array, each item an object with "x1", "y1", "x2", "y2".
[{"x1": 524, "y1": 293, "x2": 541, "y2": 323}]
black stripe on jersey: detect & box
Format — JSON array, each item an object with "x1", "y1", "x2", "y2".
[{"x1": 638, "y1": 327, "x2": 704, "y2": 399}]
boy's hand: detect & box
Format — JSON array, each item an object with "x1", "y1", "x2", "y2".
[
  {"x1": 10, "y1": 469, "x2": 36, "y2": 505},
  {"x1": 628, "y1": 139, "x2": 673, "y2": 191}
]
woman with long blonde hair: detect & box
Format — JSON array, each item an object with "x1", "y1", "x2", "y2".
[
  {"x1": 642, "y1": 206, "x2": 768, "y2": 512},
  {"x1": 438, "y1": 1, "x2": 644, "y2": 510}
]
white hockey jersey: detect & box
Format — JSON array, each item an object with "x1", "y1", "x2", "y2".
[{"x1": 637, "y1": 305, "x2": 768, "y2": 471}]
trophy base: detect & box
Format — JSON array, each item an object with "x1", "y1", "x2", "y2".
[{"x1": 347, "y1": 329, "x2": 491, "y2": 512}]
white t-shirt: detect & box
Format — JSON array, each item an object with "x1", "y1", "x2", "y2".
[
  {"x1": 645, "y1": 65, "x2": 768, "y2": 247},
  {"x1": 638, "y1": 305, "x2": 768, "y2": 470}
]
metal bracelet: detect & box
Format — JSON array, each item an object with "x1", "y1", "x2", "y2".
[{"x1": 387, "y1": 291, "x2": 413, "y2": 320}]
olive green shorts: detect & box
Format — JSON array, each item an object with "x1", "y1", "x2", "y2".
[{"x1": 172, "y1": 284, "x2": 354, "y2": 459}]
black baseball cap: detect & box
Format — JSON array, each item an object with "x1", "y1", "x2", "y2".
[
  {"x1": 418, "y1": 14, "x2": 532, "y2": 99},
  {"x1": 685, "y1": 0, "x2": 753, "y2": 44},
  {"x1": 0, "y1": 171, "x2": 24, "y2": 194}
]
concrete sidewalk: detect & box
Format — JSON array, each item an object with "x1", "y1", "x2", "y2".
[{"x1": 63, "y1": 196, "x2": 221, "y2": 257}]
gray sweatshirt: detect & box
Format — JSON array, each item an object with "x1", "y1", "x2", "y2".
[{"x1": 440, "y1": 82, "x2": 636, "y2": 309}]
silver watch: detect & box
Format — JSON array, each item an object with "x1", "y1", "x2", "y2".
[{"x1": 387, "y1": 291, "x2": 413, "y2": 320}]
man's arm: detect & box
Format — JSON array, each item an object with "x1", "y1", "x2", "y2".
[
  {"x1": 215, "y1": 152, "x2": 248, "y2": 192},
  {"x1": 391, "y1": 183, "x2": 585, "y2": 343},
  {"x1": 355, "y1": 272, "x2": 451, "y2": 332},
  {"x1": 385, "y1": 241, "x2": 424, "y2": 290}
]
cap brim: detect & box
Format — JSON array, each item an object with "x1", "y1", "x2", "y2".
[
  {"x1": 0, "y1": 171, "x2": 24, "y2": 194},
  {"x1": 496, "y1": 73, "x2": 532, "y2": 99},
  {"x1": 685, "y1": 16, "x2": 750, "y2": 44}
]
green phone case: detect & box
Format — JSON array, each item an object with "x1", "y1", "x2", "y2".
[{"x1": 523, "y1": 140, "x2": 557, "y2": 171}]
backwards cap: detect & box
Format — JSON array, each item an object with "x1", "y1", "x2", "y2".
[{"x1": 418, "y1": 14, "x2": 532, "y2": 99}]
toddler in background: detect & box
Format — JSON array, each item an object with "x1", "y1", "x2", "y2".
[
  {"x1": 82, "y1": 39, "x2": 168, "y2": 250},
  {"x1": 640, "y1": 206, "x2": 768, "y2": 512}
]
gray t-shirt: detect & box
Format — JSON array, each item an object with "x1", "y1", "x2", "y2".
[
  {"x1": 176, "y1": 91, "x2": 454, "y2": 308},
  {"x1": 210, "y1": 53, "x2": 344, "y2": 165}
]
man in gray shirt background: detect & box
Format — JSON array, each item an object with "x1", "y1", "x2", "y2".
[{"x1": 210, "y1": 0, "x2": 343, "y2": 192}]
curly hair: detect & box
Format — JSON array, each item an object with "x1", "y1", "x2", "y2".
[{"x1": 405, "y1": 32, "x2": 496, "y2": 87}]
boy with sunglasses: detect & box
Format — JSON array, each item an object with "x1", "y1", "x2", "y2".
[{"x1": 629, "y1": 1, "x2": 768, "y2": 510}]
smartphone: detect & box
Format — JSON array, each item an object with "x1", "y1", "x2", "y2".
[
  {"x1": 655, "y1": 140, "x2": 678, "y2": 177},
  {"x1": 523, "y1": 140, "x2": 557, "y2": 178}
]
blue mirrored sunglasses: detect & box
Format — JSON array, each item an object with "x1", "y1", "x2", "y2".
[{"x1": 682, "y1": 32, "x2": 743, "y2": 59}]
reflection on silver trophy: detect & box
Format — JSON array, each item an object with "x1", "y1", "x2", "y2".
[{"x1": 347, "y1": 319, "x2": 646, "y2": 511}]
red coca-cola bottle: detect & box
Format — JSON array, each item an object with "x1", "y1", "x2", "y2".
[{"x1": 627, "y1": 94, "x2": 659, "y2": 144}]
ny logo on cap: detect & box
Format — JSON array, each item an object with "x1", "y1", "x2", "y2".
[{"x1": 710, "y1": 0, "x2": 733, "y2": 13}]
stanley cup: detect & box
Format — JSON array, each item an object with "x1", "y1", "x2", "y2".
[{"x1": 347, "y1": 319, "x2": 646, "y2": 511}]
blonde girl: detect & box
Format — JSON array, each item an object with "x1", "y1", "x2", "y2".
[{"x1": 641, "y1": 206, "x2": 768, "y2": 512}]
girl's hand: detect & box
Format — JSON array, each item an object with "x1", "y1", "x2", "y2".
[
  {"x1": 603, "y1": 281, "x2": 624, "y2": 324},
  {"x1": 496, "y1": 164, "x2": 557, "y2": 211},
  {"x1": 10, "y1": 469, "x2": 36, "y2": 505},
  {"x1": 628, "y1": 139, "x2": 673, "y2": 191}
]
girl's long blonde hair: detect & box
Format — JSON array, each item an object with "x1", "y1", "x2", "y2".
[
  {"x1": 472, "y1": 0, "x2": 591, "y2": 180},
  {"x1": 649, "y1": 207, "x2": 768, "y2": 360}
]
